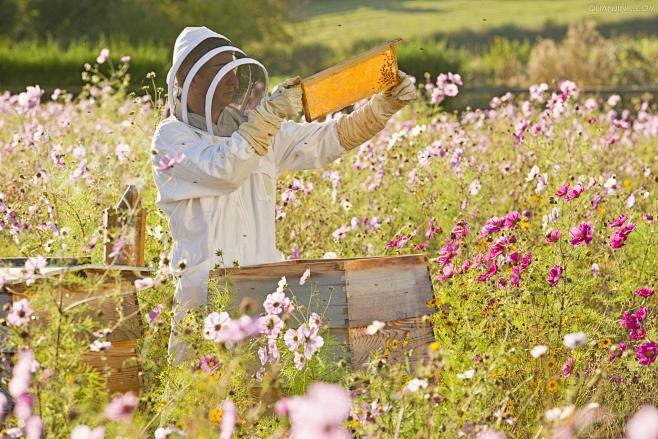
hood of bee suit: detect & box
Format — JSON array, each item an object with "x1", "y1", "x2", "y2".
[{"x1": 166, "y1": 26, "x2": 269, "y2": 137}]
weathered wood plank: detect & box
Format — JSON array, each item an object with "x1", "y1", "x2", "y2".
[
  {"x1": 344, "y1": 255, "x2": 434, "y2": 326},
  {"x1": 348, "y1": 316, "x2": 434, "y2": 368},
  {"x1": 213, "y1": 270, "x2": 350, "y2": 328},
  {"x1": 83, "y1": 339, "x2": 142, "y2": 395}
]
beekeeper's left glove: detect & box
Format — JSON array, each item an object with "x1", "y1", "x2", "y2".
[{"x1": 336, "y1": 70, "x2": 416, "y2": 150}]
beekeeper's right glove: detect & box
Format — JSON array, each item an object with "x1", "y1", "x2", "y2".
[
  {"x1": 238, "y1": 76, "x2": 303, "y2": 155},
  {"x1": 336, "y1": 70, "x2": 416, "y2": 150}
]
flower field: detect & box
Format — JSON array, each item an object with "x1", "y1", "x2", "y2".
[{"x1": 0, "y1": 55, "x2": 657, "y2": 438}]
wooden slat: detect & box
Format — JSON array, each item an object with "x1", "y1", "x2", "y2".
[
  {"x1": 344, "y1": 255, "x2": 434, "y2": 326},
  {"x1": 83, "y1": 339, "x2": 142, "y2": 395},
  {"x1": 213, "y1": 270, "x2": 350, "y2": 328},
  {"x1": 348, "y1": 316, "x2": 435, "y2": 368}
]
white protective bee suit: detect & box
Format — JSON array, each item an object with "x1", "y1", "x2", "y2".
[{"x1": 151, "y1": 26, "x2": 416, "y2": 362}]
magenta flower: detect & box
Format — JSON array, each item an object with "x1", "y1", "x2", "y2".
[
  {"x1": 104, "y1": 391, "x2": 139, "y2": 421},
  {"x1": 477, "y1": 262, "x2": 498, "y2": 282},
  {"x1": 547, "y1": 265, "x2": 564, "y2": 287},
  {"x1": 564, "y1": 183, "x2": 584, "y2": 201},
  {"x1": 437, "y1": 264, "x2": 456, "y2": 281},
  {"x1": 545, "y1": 229, "x2": 561, "y2": 243},
  {"x1": 635, "y1": 287, "x2": 655, "y2": 298},
  {"x1": 487, "y1": 235, "x2": 516, "y2": 260},
  {"x1": 562, "y1": 355, "x2": 574, "y2": 377},
  {"x1": 7, "y1": 298, "x2": 33, "y2": 326},
  {"x1": 511, "y1": 266, "x2": 521, "y2": 287},
  {"x1": 520, "y1": 251, "x2": 532, "y2": 270},
  {"x1": 610, "y1": 222, "x2": 636, "y2": 249},
  {"x1": 451, "y1": 221, "x2": 469, "y2": 239},
  {"x1": 275, "y1": 382, "x2": 352, "y2": 439},
  {"x1": 437, "y1": 238, "x2": 459, "y2": 266},
  {"x1": 636, "y1": 341, "x2": 657, "y2": 366},
  {"x1": 555, "y1": 183, "x2": 570, "y2": 198},
  {"x1": 503, "y1": 211, "x2": 521, "y2": 229},
  {"x1": 569, "y1": 222, "x2": 593, "y2": 246},
  {"x1": 414, "y1": 242, "x2": 428, "y2": 250},
  {"x1": 479, "y1": 216, "x2": 505, "y2": 237},
  {"x1": 426, "y1": 217, "x2": 443, "y2": 239},
  {"x1": 609, "y1": 214, "x2": 628, "y2": 228},
  {"x1": 198, "y1": 355, "x2": 221, "y2": 374}
]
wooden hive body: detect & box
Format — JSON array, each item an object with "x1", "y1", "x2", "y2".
[
  {"x1": 1, "y1": 263, "x2": 147, "y2": 395},
  {"x1": 210, "y1": 254, "x2": 435, "y2": 368}
]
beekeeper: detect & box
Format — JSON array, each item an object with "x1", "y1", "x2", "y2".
[{"x1": 151, "y1": 26, "x2": 416, "y2": 362}]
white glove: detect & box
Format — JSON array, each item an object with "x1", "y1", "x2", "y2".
[
  {"x1": 238, "y1": 76, "x2": 303, "y2": 155},
  {"x1": 336, "y1": 70, "x2": 416, "y2": 150}
]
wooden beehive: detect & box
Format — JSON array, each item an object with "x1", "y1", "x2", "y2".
[
  {"x1": 301, "y1": 38, "x2": 401, "y2": 121},
  {"x1": 209, "y1": 254, "x2": 436, "y2": 368},
  {"x1": 1, "y1": 262, "x2": 147, "y2": 394}
]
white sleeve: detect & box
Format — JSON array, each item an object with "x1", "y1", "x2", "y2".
[
  {"x1": 273, "y1": 119, "x2": 348, "y2": 175},
  {"x1": 151, "y1": 119, "x2": 260, "y2": 202}
]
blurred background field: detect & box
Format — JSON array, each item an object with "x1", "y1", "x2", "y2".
[{"x1": 1, "y1": 0, "x2": 657, "y2": 108}]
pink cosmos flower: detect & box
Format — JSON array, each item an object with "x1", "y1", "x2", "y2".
[
  {"x1": 284, "y1": 328, "x2": 302, "y2": 351},
  {"x1": 263, "y1": 291, "x2": 293, "y2": 315},
  {"x1": 134, "y1": 277, "x2": 155, "y2": 290},
  {"x1": 437, "y1": 238, "x2": 459, "y2": 266},
  {"x1": 511, "y1": 266, "x2": 521, "y2": 287},
  {"x1": 220, "y1": 399, "x2": 237, "y2": 439},
  {"x1": 564, "y1": 183, "x2": 584, "y2": 201},
  {"x1": 545, "y1": 229, "x2": 561, "y2": 243},
  {"x1": 520, "y1": 252, "x2": 532, "y2": 270},
  {"x1": 96, "y1": 48, "x2": 110, "y2": 64},
  {"x1": 625, "y1": 405, "x2": 658, "y2": 439},
  {"x1": 147, "y1": 304, "x2": 164, "y2": 325},
  {"x1": 260, "y1": 314, "x2": 284, "y2": 339},
  {"x1": 156, "y1": 151, "x2": 185, "y2": 172},
  {"x1": 555, "y1": 183, "x2": 570, "y2": 198},
  {"x1": 82, "y1": 233, "x2": 99, "y2": 254},
  {"x1": 477, "y1": 262, "x2": 498, "y2": 282},
  {"x1": 610, "y1": 222, "x2": 636, "y2": 249},
  {"x1": 294, "y1": 351, "x2": 306, "y2": 370},
  {"x1": 437, "y1": 264, "x2": 456, "y2": 281},
  {"x1": 70, "y1": 425, "x2": 106, "y2": 439},
  {"x1": 275, "y1": 382, "x2": 352, "y2": 439},
  {"x1": 104, "y1": 391, "x2": 139, "y2": 421},
  {"x1": 460, "y1": 260, "x2": 471, "y2": 273},
  {"x1": 503, "y1": 211, "x2": 521, "y2": 229},
  {"x1": 451, "y1": 221, "x2": 469, "y2": 239},
  {"x1": 309, "y1": 312, "x2": 322, "y2": 330},
  {"x1": 487, "y1": 235, "x2": 516, "y2": 260},
  {"x1": 635, "y1": 287, "x2": 655, "y2": 298},
  {"x1": 562, "y1": 355, "x2": 574, "y2": 377},
  {"x1": 547, "y1": 265, "x2": 564, "y2": 287},
  {"x1": 198, "y1": 355, "x2": 220, "y2": 374},
  {"x1": 569, "y1": 222, "x2": 593, "y2": 246},
  {"x1": 479, "y1": 216, "x2": 505, "y2": 237},
  {"x1": 636, "y1": 341, "x2": 657, "y2": 366},
  {"x1": 414, "y1": 242, "x2": 428, "y2": 250},
  {"x1": 609, "y1": 214, "x2": 628, "y2": 228},
  {"x1": 300, "y1": 324, "x2": 325, "y2": 358},
  {"x1": 426, "y1": 217, "x2": 443, "y2": 239},
  {"x1": 7, "y1": 298, "x2": 33, "y2": 326},
  {"x1": 204, "y1": 311, "x2": 231, "y2": 341}
]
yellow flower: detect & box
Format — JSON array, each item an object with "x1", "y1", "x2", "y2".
[
  {"x1": 546, "y1": 379, "x2": 559, "y2": 393},
  {"x1": 490, "y1": 368, "x2": 505, "y2": 378},
  {"x1": 600, "y1": 338, "x2": 612, "y2": 348},
  {"x1": 530, "y1": 194, "x2": 539, "y2": 203},
  {"x1": 519, "y1": 218, "x2": 529, "y2": 229},
  {"x1": 598, "y1": 207, "x2": 606, "y2": 216},
  {"x1": 403, "y1": 332, "x2": 410, "y2": 348},
  {"x1": 429, "y1": 341, "x2": 440, "y2": 351},
  {"x1": 349, "y1": 419, "x2": 360, "y2": 429},
  {"x1": 383, "y1": 347, "x2": 390, "y2": 357},
  {"x1": 623, "y1": 178, "x2": 631, "y2": 189},
  {"x1": 426, "y1": 297, "x2": 441, "y2": 308},
  {"x1": 547, "y1": 358, "x2": 557, "y2": 369},
  {"x1": 208, "y1": 407, "x2": 223, "y2": 425},
  {"x1": 389, "y1": 339, "x2": 399, "y2": 350}
]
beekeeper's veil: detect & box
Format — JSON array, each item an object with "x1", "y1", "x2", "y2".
[{"x1": 166, "y1": 27, "x2": 268, "y2": 137}]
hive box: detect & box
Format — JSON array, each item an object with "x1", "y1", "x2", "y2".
[
  {"x1": 1, "y1": 262, "x2": 147, "y2": 394},
  {"x1": 209, "y1": 254, "x2": 436, "y2": 368}
]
